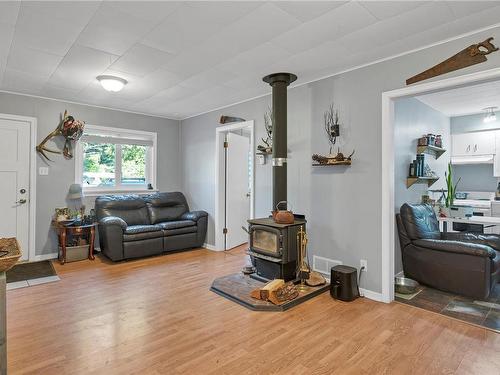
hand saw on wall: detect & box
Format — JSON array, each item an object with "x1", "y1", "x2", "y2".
[{"x1": 406, "y1": 37, "x2": 499, "y2": 85}]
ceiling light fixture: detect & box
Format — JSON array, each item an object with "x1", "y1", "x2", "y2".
[
  {"x1": 483, "y1": 106, "x2": 498, "y2": 123},
  {"x1": 96, "y1": 75, "x2": 127, "y2": 92}
]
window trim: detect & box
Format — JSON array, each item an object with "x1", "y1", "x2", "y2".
[{"x1": 75, "y1": 124, "x2": 157, "y2": 195}]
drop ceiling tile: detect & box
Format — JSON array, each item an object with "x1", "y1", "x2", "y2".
[
  {"x1": 446, "y1": 1, "x2": 500, "y2": 19},
  {"x1": 1, "y1": 69, "x2": 47, "y2": 93},
  {"x1": 274, "y1": 1, "x2": 348, "y2": 22},
  {"x1": 361, "y1": 2, "x2": 456, "y2": 47},
  {"x1": 13, "y1": 9, "x2": 84, "y2": 56},
  {"x1": 6, "y1": 43, "x2": 62, "y2": 78},
  {"x1": 110, "y1": 43, "x2": 174, "y2": 77},
  {"x1": 359, "y1": 1, "x2": 425, "y2": 20},
  {"x1": 0, "y1": 2, "x2": 20, "y2": 25},
  {"x1": 217, "y1": 3, "x2": 302, "y2": 55},
  {"x1": 217, "y1": 42, "x2": 292, "y2": 75},
  {"x1": 0, "y1": 22, "x2": 15, "y2": 61},
  {"x1": 77, "y1": 2, "x2": 156, "y2": 55},
  {"x1": 20, "y1": 1, "x2": 100, "y2": 27},
  {"x1": 142, "y1": 3, "x2": 229, "y2": 55},
  {"x1": 179, "y1": 68, "x2": 238, "y2": 90},
  {"x1": 39, "y1": 85, "x2": 81, "y2": 102},
  {"x1": 271, "y1": 2, "x2": 377, "y2": 54},
  {"x1": 105, "y1": 1, "x2": 182, "y2": 23},
  {"x1": 47, "y1": 45, "x2": 118, "y2": 91}
]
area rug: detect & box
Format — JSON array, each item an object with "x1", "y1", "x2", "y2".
[
  {"x1": 395, "y1": 283, "x2": 500, "y2": 333},
  {"x1": 6, "y1": 261, "x2": 59, "y2": 290}
]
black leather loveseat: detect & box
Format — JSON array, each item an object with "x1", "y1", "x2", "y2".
[
  {"x1": 95, "y1": 192, "x2": 207, "y2": 261},
  {"x1": 397, "y1": 203, "x2": 500, "y2": 299}
]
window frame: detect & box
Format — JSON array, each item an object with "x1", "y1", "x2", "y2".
[{"x1": 75, "y1": 124, "x2": 157, "y2": 196}]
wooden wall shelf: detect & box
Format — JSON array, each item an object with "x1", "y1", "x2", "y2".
[
  {"x1": 417, "y1": 144, "x2": 446, "y2": 159},
  {"x1": 406, "y1": 176, "x2": 439, "y2": 188}
]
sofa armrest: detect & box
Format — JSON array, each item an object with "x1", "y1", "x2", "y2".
[
  {"x1": 181, "y1": 210, "x2": 208, "y2": 222},
  {"x1": 98, "y1": 216, "x2": 126, "y2": 261},
  {"x1": 441, "y1": 232, "x2": 500, "y2": 252},
  {"x1": 413, "y1": 239, "x2": 496, "y2": 259},
  {"x1": 99, "y1": 216, "x2": 127, "y2": 230}
]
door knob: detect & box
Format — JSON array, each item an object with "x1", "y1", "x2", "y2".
[
  {"x1": 20, "y1": 188, "x2": 26, "y2": 194},
  {"x1": 246, "y1": 192, "x2": 251, "y2": 197},
  {"x1": 16, "y1": 199, "x2": 27, "y2": 204}
]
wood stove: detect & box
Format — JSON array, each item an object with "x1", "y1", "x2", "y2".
[
  {"x1": 248, "y1": 217, "x2": 306, "y2": 281},
  {"x1": 247, "y1": 72, "x2": 301, "y2": 282}
]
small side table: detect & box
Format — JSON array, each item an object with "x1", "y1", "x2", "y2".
[{"x1": 53, "y1": 222, "x2": 97, "y2": 265}]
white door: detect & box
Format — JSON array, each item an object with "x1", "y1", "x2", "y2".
[
  {"x1": 0, "y1": 118, "x2": 31, "y2": 261},
  {"x1": 225, "y1": 132, "x2": 250, "y2": 250}
]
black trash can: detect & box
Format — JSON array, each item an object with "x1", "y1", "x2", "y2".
[{"x1": 330, "y1": 265, "x2": 360, "y2": 302}]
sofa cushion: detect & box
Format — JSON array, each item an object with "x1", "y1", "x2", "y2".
[
  {"x1": 164, "y1": 226, "x2": 198, "y2": 236},
  {"x1": 123, "y1": 225, "x2": 163, "y2": 242},
  {"x1": 143, "y1": 192, "x2": 189, "y2": 224},
  {"x1": 157, "y1": 220, "x2": 196, "y2": 230},
  {"x1": 95, "y1": 195, "x2": 150, "y2": 226}
]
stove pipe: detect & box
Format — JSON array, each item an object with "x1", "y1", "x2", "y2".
[{"x1": 262, "y1": 72, "x2": 297, "y2": 210}]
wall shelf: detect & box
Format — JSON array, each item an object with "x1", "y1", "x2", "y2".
[
  {"x1": 417, "y1": 144, "x2": 446, "y2": 159},
  {"x1": 406, "y1": 176, "x2": 439, "y2": 188}
]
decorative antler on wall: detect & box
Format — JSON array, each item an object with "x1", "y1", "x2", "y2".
[
  {"x1": 257, "y1": 106, "x2": 273, "y2": 154},
  {"x1": 36, "y1": 110, "x2": 85, "y2": 161}
]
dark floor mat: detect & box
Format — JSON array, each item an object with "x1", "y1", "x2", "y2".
[{"x1": 6, "y1": 261, "x2": 56, "y2": 283}]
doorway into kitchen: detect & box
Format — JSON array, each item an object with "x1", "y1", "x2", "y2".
[
  {"x1": 386, "y1": 73, "x2": 500, "y2": 332},
  {"x1": 214, "y1": 121, "x2": 255, "y2": 251}
]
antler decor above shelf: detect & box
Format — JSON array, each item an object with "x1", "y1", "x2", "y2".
[
  {"x1": 36, "y1": 110, "x2": 85, "y2": 161},
  {"x1": 312, "y1": 102, "x2": 354, "y2": 167}
]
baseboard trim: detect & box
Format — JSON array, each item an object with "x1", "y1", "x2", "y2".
[
  {"x1": 203, "y1": 243, "x2": 219, "y2": 251},
  {"x1": 360, "y1": 288, "x2": 385, "y2": 303},
  {"x1": 32, "y1": 253, "x2": 58, "y2": 262}
]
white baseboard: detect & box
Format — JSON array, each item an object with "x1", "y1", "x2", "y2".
[
  {"x1": 32, "y1": 252, "x2": 58, "y2": 262},
  {"x1": 359, "y1": 288, "x2": 385, "y2": 303},
  {"x1": 203, "y1": 243, "x2": 219, "y2": 251}
]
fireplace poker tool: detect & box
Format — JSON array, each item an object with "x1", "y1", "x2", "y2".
[{"x1": 296, "y1": 225, "x2": 310, "y2": 291}]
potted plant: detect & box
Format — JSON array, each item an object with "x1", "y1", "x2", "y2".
[{"x1": 440, "y1": 162, "x2": 460, "y2": 217}]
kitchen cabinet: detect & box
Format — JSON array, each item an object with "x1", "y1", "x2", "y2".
[
  {"x1": 451, "y1": 131, "x2": 495, "y2": 157},
  {"x1": 495, "y1": 130, "x2": 500, "y2": 177}
]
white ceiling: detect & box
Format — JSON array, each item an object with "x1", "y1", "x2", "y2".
[
  {"x1": 1, "y1": 1, "x2": 500, "y2": 120},
  {"x1": 416, "y1": 79, "x2": 500, "y2": 117}
]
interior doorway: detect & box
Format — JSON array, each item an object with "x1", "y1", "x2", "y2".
[
  {"x1": 0, "y1": 113, "x2": 37, "y2": 262},
  {"x1": 382, "y1": 67, "x2": 500, "y2": 303},
  {"x1": 215, "y1": 120, "x2": 254, "y2": 251}
]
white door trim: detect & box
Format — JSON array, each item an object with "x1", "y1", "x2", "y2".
[
  {"x1": 381, "y1": 67, "x2": 500, "y2": 303},
  {"x1": 214, "y1": 120, "x2": 255, "y2": 251},
  {"x1": 0, "y1": 113, "x2": 37, "y2": 262}
]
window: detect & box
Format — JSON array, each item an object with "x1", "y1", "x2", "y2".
[{"x1": 75, "y1": 125, "x2": 157, "y2": 194}]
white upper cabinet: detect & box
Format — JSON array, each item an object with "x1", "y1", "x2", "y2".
[{"x1": 451, "y1": 131, "x2": 495, "y2": 157}]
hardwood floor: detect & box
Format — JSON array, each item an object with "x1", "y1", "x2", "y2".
[{"x1": 6, "y1": 246, "x2": 500, "y2": 374}]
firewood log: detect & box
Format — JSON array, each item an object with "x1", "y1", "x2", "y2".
[{"x1": 250, "y1": 279, "x2": 284, "y2": 301}]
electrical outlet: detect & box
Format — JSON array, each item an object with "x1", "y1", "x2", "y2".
[{"x1": 360, "y1": 259, "x2": 367, "y2": 272}]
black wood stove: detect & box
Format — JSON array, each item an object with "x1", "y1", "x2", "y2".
[{"x1": 247, "y1": 72, "x2": 303, "y2": 282}]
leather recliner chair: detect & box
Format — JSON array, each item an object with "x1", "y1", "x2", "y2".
[
  {"x1": 95, "y1": 192, "x2": 208, "y2": 261},
  {"x1": 397, "y1": 203, "x2": 500, "y2": 299}
]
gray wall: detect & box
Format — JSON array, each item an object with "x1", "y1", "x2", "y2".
[
  {"x1": 393, "y1": 97, "x2": 450, "y2": 274},
  {"x1": 0, "y1": 92, "x2": 180, "y2": 256},
  {"x1": 181, "y1": 26, "x2": 500, "y2": 294}
]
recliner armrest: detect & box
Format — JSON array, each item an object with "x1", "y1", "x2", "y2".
[
  {"x1": 181, "y1": 210, "x2": 208, "y2": 222},
  {"x1": 413, "y1": 239, "x2": 496, "y2": 259},
  {"x1": 441, "y1": 232, "x2": 500, "y2": 252},
  {"x1": 99, "y1": 216, "x2": 127, "y2": 230}
]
